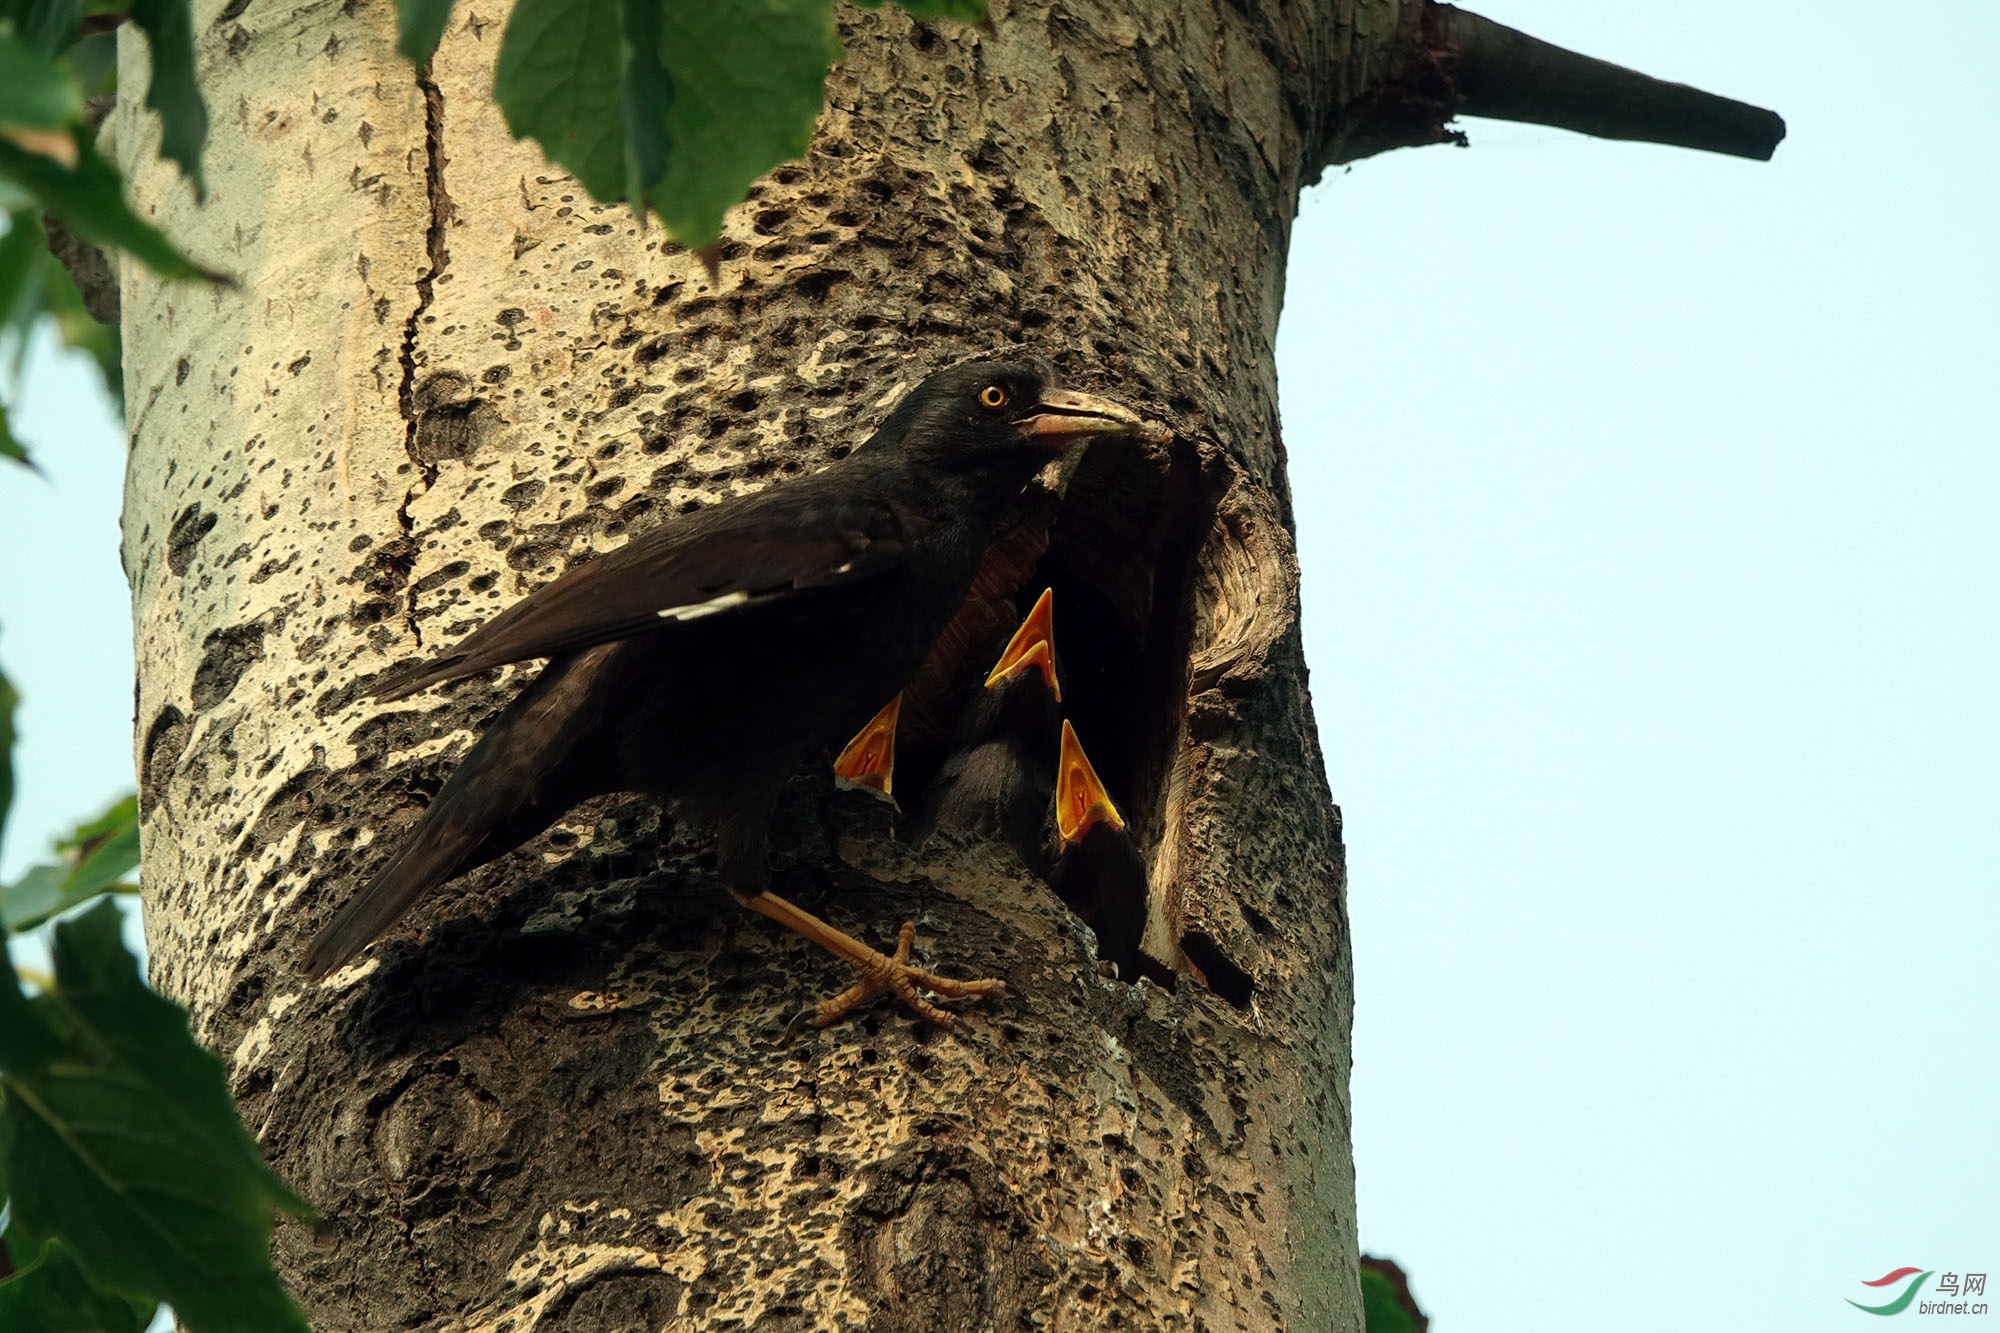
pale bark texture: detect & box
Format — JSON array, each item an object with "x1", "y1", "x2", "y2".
[{"x1": 111, "y1": 0, "x2": 1771, "y2": 1326}]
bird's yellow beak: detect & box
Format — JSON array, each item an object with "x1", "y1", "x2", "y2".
[
  {"x1": 984, "y1": 587, "x2": 1061, "y2": 701},
  {"x1": 1016, "y1": 388, "x2": 1158, "y2": 444},
  {"x1": 1056, "y1": 719, "x2": 1124, "y2": 844}
]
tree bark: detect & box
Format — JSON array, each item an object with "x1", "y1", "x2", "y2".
[{"x1": 112, "y1": 0, "x2": 1773, "y2": 1327}]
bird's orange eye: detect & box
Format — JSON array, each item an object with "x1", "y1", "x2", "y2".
[{"x1": 980, "y1": 385, "x2": 1008, "y2": 409}]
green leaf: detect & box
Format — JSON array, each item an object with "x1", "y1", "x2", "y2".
[
  {"x1": 643, "y1": 0, "x2": 841, "y2": 246},
  {"x1": 3, "y1": 0, "x2": 83, "y2": 58},
  {"x1": 495, "y1": 0, "x2": 626, "y2": 202},
  {"x1": 126, "y1": 0, "x2": 209, "y2": 196},
  {"x1": 0, "y1": 130, "x2": 224, "y2": 280},
  {"x1": 2, "y1": 794, "x2": 140, "y2": 932},
  {"x1": 0, "y1": 924, "x2": 65, "y2": 1069},
  {"x1": 0, "y1": 209, "x2": 46, "y2": 328},
  {"x1": 496, "y1": 0, "x2": 840, "y2": 248},
  {"x1": 34, "y1": 242, "x2": 120, "y2": 407},
  {"x1": 54, "y1": 793, "x2": 137, "y2": 860},
  {"x1": 1, "y1": 863, "x2": 73, "y2": 930},
  {"x1": 396, "y1": 0, "x2": 453, "y2": 63},
  {"x1": 0, "y1": 901, "x2": 312, "y2": 1333},
  {"x1": 0, "y1": 31, "x2": 83, "y2": 129},
  {"x1": 0, "y1": 210, "x2": 119, "y2": 456},
  {"x1": 3, "y1": 795, "x2": 140, "y2": 931},
  {"x1": 0, "y1": 433, "x2": 24, "y2": 470},
  {"x1": 0, "y1": 416, "x2": 26, "y2": 467},
  {"x1": 0, "y1": 661, "x2": 17, "y2": 861},
  {"x1": 617, "y1": 0, "x2": 671, "y2": 205},
  {"x1": 1360, "y1": 1264, "x2": 1421, "y2": 1333},
  {"x1": 855, "y1": 0, "x2": 988, "y2": 19},
  {"x1": 0, "y1": 1231, "x2": 158, "y2": 1333},
  {"x1": 0, "y1": 406, "x2": 28, "y2": 469}
]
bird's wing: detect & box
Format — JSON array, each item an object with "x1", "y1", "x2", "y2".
[{"x1": 377, "y1": 492, "x2": 930, "y2": 700}]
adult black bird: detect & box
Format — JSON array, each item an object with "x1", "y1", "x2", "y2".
[{"x1": 299, "y1": 360, "x2": 1153, "y2": 1025}]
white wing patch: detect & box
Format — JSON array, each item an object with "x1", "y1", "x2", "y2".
[{"x1": 657, "y1": 589, "x2": 753, "y2": 622}]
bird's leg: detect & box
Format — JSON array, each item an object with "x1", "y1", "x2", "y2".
[
  {"x1": 831, "y1": 692, "x2": 902, "y2": 797},
  {"x1": 727, "y1": 886, "x2": 1008, "y2": 1027}
]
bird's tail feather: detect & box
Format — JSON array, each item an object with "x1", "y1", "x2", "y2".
[
  {"x1": 298, "y1": 814, "x2": 481, "y2": 978},
  {"x1": 299, "y1": 643, "x2": 624, "y2": 979}
]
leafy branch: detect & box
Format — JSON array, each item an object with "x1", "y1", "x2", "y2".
[
  {"x1": 0, "y1": 902, "x2": 312, "y2": 1332},
  {"x1": 0, "y1": 666, "x2": 309, "y2": 1329}
]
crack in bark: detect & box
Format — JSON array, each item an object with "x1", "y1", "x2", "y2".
[{"x1": 394, "y1": 58, "x2": 453, "y2": 650}]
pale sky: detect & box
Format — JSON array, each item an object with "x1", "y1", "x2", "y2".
[{"x1": 3, "y1": 2, "x2": 1993, "y2": 1328}]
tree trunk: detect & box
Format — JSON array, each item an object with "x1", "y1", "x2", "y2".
[{"x1": 115, "y1": 0, "x2": 1505, "y2": 1327}]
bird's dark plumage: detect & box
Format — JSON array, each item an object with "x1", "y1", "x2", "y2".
[{"x1": 301, "y1": 361, "x2": 1150, "y2": 987}]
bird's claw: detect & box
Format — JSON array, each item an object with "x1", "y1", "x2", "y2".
[{"x1": 815, "y1": 921, "x2": 1008, "y2": 1027}]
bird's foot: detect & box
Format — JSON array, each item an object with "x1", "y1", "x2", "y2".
[
  {"x1": 814, "y1": 921, "x2": 1008, "y2": 1027},
  {"x1": 730, "y1": 888, "x2": 1007, "y2": 1028}
]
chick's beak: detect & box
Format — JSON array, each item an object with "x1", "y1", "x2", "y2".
[{"x1": 1016, "y1": 388, "x2": 1157, "y2": 444}]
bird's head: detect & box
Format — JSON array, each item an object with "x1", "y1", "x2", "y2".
[{"x1": 873, "y1": 359, "x2": 1154, "y2": 473}]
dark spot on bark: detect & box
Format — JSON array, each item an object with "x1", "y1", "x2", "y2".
[
  {"x1": 192, "y1": 621, "x2": 267, "y2": 712},
  {"x1": 288, "y1": 354, "x2": 312, "y2": 375},
  {"x1": 312, "y1": 676, "x2": 367, "y2": 718},
  {"x1": 501, "y1": 479, "x2": 545, "y2": 509},
  {"x1": 795, "y1": 268, "x2": 850, "y2": 302},
  {"x1": 411, "y1": 372, "x2": 489, "y2": 465},
  {"x1": 175, "y1": 356, "x2": 192, "y2": 385},
  {"x1": 507, "y1": 538, "x2": 559, "y2": 571},
  {"x1": 350, "y1": 534, "x2": 374, "y2": 552},
  {"x1": 214, "y1": 0, "x2": 251, "y2": 20},
  {"x1": 841, "y1": 1144, "x2": 1050, "y2": 1329},
  {"x1": 411, "y1": 561, "x2": 471, "y2": 595},
  {"x1": 356, "y1": 534, "x2": 419, "y2": 600},
  {"x1": 753, "y1": 207, "x2": 791, "y2": 235},
  {"x1": 166, "y1": 504, "x2": 217, "y2": 575},
  {"x1": 1178, "y1": 931, "x2": 1255, "y2": 1009},
  {"x1": 553, "y1": 1271, "x2": 687, "y2": 1331},
  {"x1": 139, "y1": 705, "x2": 189, "y2": 817}
]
